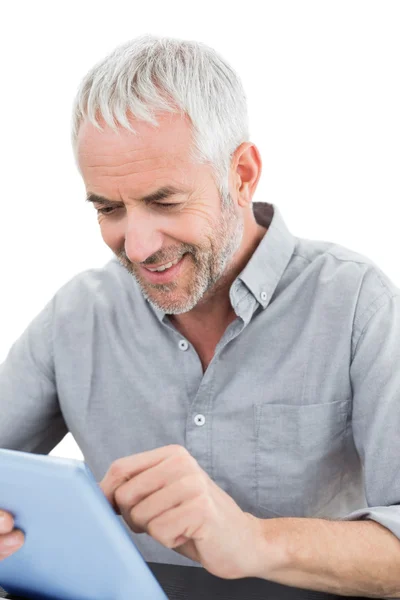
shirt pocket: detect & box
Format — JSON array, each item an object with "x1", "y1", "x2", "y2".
[{"x1": 255, "y1": 399, "x2": 349, "y2": 518}]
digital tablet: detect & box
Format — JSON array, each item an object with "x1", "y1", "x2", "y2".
[{"x1": 0, "y1": 448, "x2": 169, "y2": 599}]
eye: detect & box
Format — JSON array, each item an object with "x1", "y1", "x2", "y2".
[
  {"x1": 147, "y1": 201, "x2": 181, "y2": 211},
  {"x1": 156, "y1": 202, "x2": 178, "y2": 209},
  {"x1": 96, "y1": 201, "x2": 180, "y2": 216},
  {"x1": 97, "y1": 206, "x2": 119, "y2": 216}
]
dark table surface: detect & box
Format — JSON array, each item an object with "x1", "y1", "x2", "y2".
[{"x1": 0, "y1": 562, "x2": 376, "y2": 599}]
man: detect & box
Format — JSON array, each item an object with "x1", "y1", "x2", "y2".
[{"x1": 1, "y1": 34, "x2": 400, "y2": 597}]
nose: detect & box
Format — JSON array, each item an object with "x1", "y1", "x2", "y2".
[{"x1": 124, "y1": 209, "x2": 164, "y2": 265}]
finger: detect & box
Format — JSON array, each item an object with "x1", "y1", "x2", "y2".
[
  {"x1": 101, "y1": 445, "x2": 188, "y2": 508},
  {"x1": 146, "y1": 494, "x2": 210, "y2": 549},
  {"x1": 0, "y1": 530, "x2": 25, "y2": 557},
  {"x1": 114, "y1": 453, "x2": 199, "y2": 512},
  {"x1": 128, "y1": 474, "x2": 206, "y2": 531},
  {"x1": 0, "y1": 511, "x2": 14, "y2": 534}
]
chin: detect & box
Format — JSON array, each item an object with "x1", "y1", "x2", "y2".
[{"x1": 148, "y1": 292, "x2": 200, "y2": 315}]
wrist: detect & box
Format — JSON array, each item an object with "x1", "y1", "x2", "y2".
[{"x1": 245, "y1": 514, "x2": 291, "y2": 580}]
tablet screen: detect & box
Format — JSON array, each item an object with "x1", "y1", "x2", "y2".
[{"x1": 0, "y1": 448, "x2": 168, "y2": 600}]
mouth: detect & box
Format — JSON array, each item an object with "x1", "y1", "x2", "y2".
[{"x1": 141, "y1": 253, "x2": 188, "y2": 284}]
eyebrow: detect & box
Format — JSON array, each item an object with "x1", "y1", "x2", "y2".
[{"x1": 85, "y1": 185, "x2": 186, "y2": 207}]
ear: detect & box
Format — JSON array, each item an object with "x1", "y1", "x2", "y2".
[{"x1": 231, "y1": 142, "x2": 262, "y2": 208}]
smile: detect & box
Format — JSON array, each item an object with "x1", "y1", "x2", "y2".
[
  {"x1": 141, "y1": 254, "x2": 188, "y2": 283},
  {"x1": 144, "y1": 256, "x2": 182, "y2": 272}
]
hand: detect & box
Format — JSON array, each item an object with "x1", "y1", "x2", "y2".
[
  {"x1": 0, "y1": 510, "x2": 24, "y2": 560},
  {"x1": 100, "y1": 445, "x2": 266, "y2": 579}
]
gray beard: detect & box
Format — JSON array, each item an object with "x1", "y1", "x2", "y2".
[{"x1": 116, "y1": 194, "x2": 244, "y2": 315}]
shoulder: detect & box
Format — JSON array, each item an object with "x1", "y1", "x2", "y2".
[
  {"x1": 292, "y1": 236, "x2": 399, "y2": 331},
  {"x1": 51, "y1": 256, "x2": 147, "y2": 320}
]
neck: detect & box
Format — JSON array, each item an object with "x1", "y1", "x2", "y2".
[{"x1": 169, "y1": 215, "x2": 267, "y2": 335}]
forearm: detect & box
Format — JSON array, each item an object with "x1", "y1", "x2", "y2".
[{"x1": 255, "y1": 516, "x2": 400, "y2": 598}]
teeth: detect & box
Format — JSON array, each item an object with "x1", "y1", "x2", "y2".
[{"x1": 147, "y1": 256, "x2": 182, "y2": 272}]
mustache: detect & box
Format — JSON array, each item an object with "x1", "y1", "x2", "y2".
[
  {"x1": 117, "y1": 246, "x2": 195, "y2": 267},
  {"x1": 143, "y1": 252, "x2": 188, "y2": 267}
]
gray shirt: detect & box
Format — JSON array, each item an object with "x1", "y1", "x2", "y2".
[{"x1": 1, "y1": 202, "x2": 400, "y2": 568}]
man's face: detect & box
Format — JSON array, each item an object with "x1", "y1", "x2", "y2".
[{"x1": 77, "y1": 112, "x2": 244, "y2": 314}]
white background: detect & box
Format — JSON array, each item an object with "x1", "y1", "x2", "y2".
[{"x1": 1, "y1": 1, "x2": 399, "y2": 461}]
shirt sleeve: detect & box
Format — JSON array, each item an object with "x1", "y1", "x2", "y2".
[
  {"x1": 340, "y1": 289, "x2": 400, "y2": 538},
  {"x1": 0, "y1": 297, "x2": 68, "y2": 454}
]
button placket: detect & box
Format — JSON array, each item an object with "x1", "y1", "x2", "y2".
[{"x1": 184, "y1": 355, "x2": 216, "y2": 475}]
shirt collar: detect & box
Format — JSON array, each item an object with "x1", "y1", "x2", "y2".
[
  {"x1": 148, "y1": 202, "x2": 295, "y2": 322},
  {"x1": 237, "y1": 202, "x2": 295, "y2": 309}
]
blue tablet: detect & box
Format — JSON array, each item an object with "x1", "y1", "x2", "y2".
[{"x1": 0, "y1": 448, "x2": 169, "y2": 599}]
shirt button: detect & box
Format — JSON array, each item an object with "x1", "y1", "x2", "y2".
[
  {"x1": 194, "y1": 414, "x2": 206, "y2": 426},
  {"x1": 260, "y1": 291, "x2": 267, "y2": 302},
  {"x1": 179, "y1": 339, "x2": 189, "y2": 351}
]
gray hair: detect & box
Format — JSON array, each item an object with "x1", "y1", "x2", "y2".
[{"x1": 70, "y1": 34, "x2": 250, "y2": 201}]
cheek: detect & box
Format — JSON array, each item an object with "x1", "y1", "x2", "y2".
[
  {"x1": 182, "y1": 204, "x2": 217, "y2": 229},
  {"x1": 175, "y1": 212, "x2": 214, "y2": 243},
  {"x1": 97, "y1": 211, "x2": 211, "y2": 251}
]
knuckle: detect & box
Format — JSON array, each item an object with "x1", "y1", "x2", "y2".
[
  {"x1": 114, "y1": 485, "x2": 129, "y2": 507},
  {"x1": 186, "y1": 453, "x2": 203, "y2": 474},
  {"x1": 170, "y1": 444, "x2": 188, "y2": 457},
  {"x1": 147, "y1": 520, "x2": 159, "y2": 540},
  {"x1": 171, "y1": 451, "x2": 198, "y2": 473},
  {"x1": 147, "y1": 523, "x2": 173, "y2": 549},
  {"x1": 184, "y1": 474, "x2": 207, "y2": 494},
  {"x1": 169, "y1": 453, "x2": 189, "y2": 471},
  {"x1": 130, "y1": 504, "x2": 142, "y2": 524},
  {"x1": 195, "y1": 492, "x2": 213, "y2": 513},
  {"x1": 108, "y1": 460, "x2": 125, "y2": 480},
  {"x1": 186, "y1": 453, "x2": 200, "y2": 469}
]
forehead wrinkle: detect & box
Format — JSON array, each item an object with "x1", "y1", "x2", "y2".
[
  {"x1": 80, "y1": 144, "x2": 183, "y2": 157},
  {"x1": 86, "y1": 164, "x2": 182, "y2": 178},
  {"x1": 79, "y1": 146, "x2": 183, "y2": 158},
  {"x1": 85, "y1": 155, "x2": 185, "y2": 169}
]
